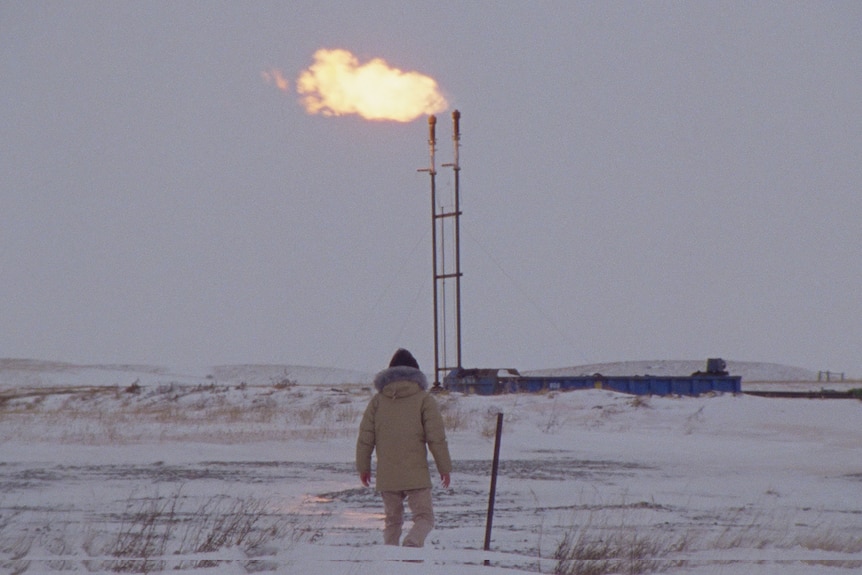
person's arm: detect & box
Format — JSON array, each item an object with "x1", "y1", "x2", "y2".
[
  {"x1": 356, "y1": 397, "x2": 378, "y2": 485},
  {"x1": 422, "y1": 395, "x2": 453, "y2": 483}
]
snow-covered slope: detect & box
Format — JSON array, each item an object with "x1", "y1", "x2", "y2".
[
  {"x1": 209, "y1": 364, "x2": 373, "y2": 386},
  {"x1": 0, "y1": 358, "x2": 373, "y2": 390}
]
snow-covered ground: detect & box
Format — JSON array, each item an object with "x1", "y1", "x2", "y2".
[{"x1": 1, "y1": 359, "x2": 860, "y2": 574}]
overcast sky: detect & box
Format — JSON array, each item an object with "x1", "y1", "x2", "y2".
[{"x1": 3, "y1": 1, "x2": 861, "y2": 377}]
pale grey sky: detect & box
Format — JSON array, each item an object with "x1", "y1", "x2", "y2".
[{"x1": 2, "y1": 1, "x2": 861, "y2": 376}]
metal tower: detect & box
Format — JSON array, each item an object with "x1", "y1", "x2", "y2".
[{"x1": 419, "y1": 111, "x2": 463, "y2": 387}]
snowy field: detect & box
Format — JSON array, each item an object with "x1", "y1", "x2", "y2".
[{"x1": 1, "y1": 359, "x2": 861, "y2": 574}]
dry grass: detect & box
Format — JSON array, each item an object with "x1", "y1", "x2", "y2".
[
  {"x1": 552, "y1": 509, "x2": 691, "y2": 575},
  {"x1": 438, "y1": 394, "x2": 469, "y2": 431},
  {"x1": 553, "y1": 506, "x2": 862, "y2": 575},
  {"x1": 797, "y1": 530, "x2": 862, "y2": 569},
  {"x1": 435, "y1": 395, "x2": 512, "y2": 439},
  {"x1": 1, "y1": 382, "x2": 525, "y2": 445},
  {"x1": 0, "y1": 489, "x2": 323, "y2": 573},
  {"x1": 0, "y1": 381, "x2": 367, "y2": 445}
]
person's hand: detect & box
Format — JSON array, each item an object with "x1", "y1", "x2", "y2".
[
  {"x1": 440, "y1": 473, "x2": 451, "y2": 489},
  {"x1": 360, "y1": 472, "x2": 371, "y2": 487}
]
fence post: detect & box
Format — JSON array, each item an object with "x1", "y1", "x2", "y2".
[{"x1": 483, "y1": 412, "x2": 504, "y2": 566}]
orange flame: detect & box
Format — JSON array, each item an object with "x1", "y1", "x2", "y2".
[
  {"x1": 295, "y1": 48, "x2": 448, "y2": 122},
  {"x1": 262, "y1": 68, "x2": 290, "y2": 92}
]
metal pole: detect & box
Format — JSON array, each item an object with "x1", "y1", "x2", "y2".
[
  {"x1": 483, "y1": 411, "x2": 504, "y2": 566},
  {"x1": 452, "y1": 110, "x2": 463, "y2": 369},
  {"x1": 427, "y1": 116, "x2": 440, "y2": 387}
]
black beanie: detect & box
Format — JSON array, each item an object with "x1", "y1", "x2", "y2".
[{"x1": 389, "y1": 348, "x2": 419, "y2": 370}]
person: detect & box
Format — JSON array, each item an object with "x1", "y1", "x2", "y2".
[{"x1": 356, "y1": 348, "x2": 452, "y2": 547}]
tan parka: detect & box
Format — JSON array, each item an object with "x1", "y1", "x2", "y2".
[{"x1": 356, "y1": 366, "x2": 452, "y2": 492}]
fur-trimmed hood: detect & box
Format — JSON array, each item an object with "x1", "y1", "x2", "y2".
[{"x1": 373, "y1": 365, "x2": 428, "y2": 394}]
